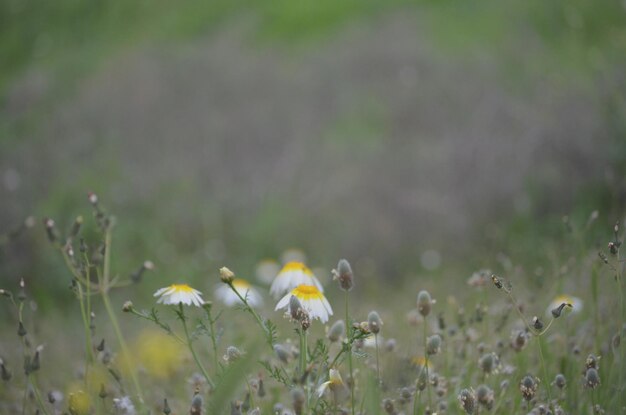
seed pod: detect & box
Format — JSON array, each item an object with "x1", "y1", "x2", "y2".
[
  {"x1": 368, "y1": 311, "x2": 383, "y2": 334},
  {"x1": 417, "y1": 291, "x2": 433, "y2": 317}
]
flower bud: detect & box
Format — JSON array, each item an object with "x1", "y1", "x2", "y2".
[
  {"x1": 426, "y1": 334, "x2": 442, "y2": 356},
  {"x1": 367, "y1": 311, "x2": 383, "y2": 334},
  {"x1": 478, "y1": 352, "x2": 499, "y2": 375},
  {"x1": 220, "y1": 267, "x2": 235, "y2": 284},
  {"x1": 291, "y1": 387, "x2": 305, "y2": 415},
  {"x1": 334, "y1": 259, "x2": 354, "y2": 291},
  {"x1": 417, "y1": 290, "x2": 433, "y2": 317},
  {"x1": 273, "y1": 344, "x2": 291, "y2": 364},
  {"x1": 551, "y1": 302, "x2": 571, "y2": 318},
  {"x1": 327, "y1": 320, "x2": 345, "y2": 343},
  {"x1": 122, "y1": 301, "x2": 133, "y2": 312},
  {"x1": 532, "y1": 316, "x2": 544, "y2": 330},
  {"x1": 224, "y1": 346, "x2": 243, "y2": 363},
  {"x1": 553, "y1": 373, "x2": 566, "y2": 389},
  {"x1": 163, "y1": 398, "x2": 171, "y2": 415},
  {"x1": 190, "y1": 393, "x2": 203, "y2": 415}
]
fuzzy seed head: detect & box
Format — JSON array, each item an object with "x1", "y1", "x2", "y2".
[
  {"x1": 519, "y1": 375, "x2": 538, "y2": 401},
  {"x1": 426, "y1": 334, "x2": 442, "y2": 356},
  {"x1": 334, "y1": 259, "x2": 354, "y2": 291},
  {"x1": 368, "y1": 311, "x2": 383, "y2": 334},
  {"x1": 417, "y1": 290, "x2": 433, "y2": 317},
  {"x1": 458, "y1": 388, "x2": 476, "y2": 414},
  {"x1": 554, "y1": 373, "x2": 566, "y2": 389},
  {"x1": 585, "y1": 367, "x2": 601, "y2": 389},
  {"x1": 475, "y1": 384, "x2": 494, "y2": 409},
  {"x1": 328, "y1": 320, "x2": 345, "y2": 343}
]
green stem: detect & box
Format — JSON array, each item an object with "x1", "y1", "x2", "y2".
[
  {"x1": 345, "y1": 290, "x2": 355, "y2": 415},
  {"x1": 227, "y1": 282, "x2": 273, "y2": 348},
  {"x1": 179, "y1": 303, "x2": 215, "y2": 389},
  {"x1": 536, "y1": 335, "x2": 552, "y2": 404},
  {"x1": 423, "y1": 321, "x2": 432, "y2": 412},
  {"x1": 618, "y1": 248, "x2": 625, "y2": 411},
  {"x1": 374, "y1": 333, "x2": 381, "y2": 384},
  {"x1": 28, "y1": 374, "x2": 51, "y2": 415},
  {"x1": 204, "y1": 306, "x2": 220, "y2": 374}
]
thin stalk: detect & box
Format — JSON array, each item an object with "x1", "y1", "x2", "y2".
[
  {"x1": 227, "y1": 282, "x2": 273, "y2": 348},
  {"x1": 423, "y1": 322, "x2": 432, "y2": 412},
  {"x1": 618, "y1": 248, "x2": 625, "y2": 412},
  {"x1": 75, "y1": 280, "x2": 94, "y2": 388},
  {"x1": 374, "y1": 333, "x2": 381, "y2": 384},
  {"x1": 179, "y1": 303, "x2": 215, "y2": 389},
  {"x1": 204, "y1": 306, "x2": 220, "y2": 374},
  {"x1": 28, "y1": 374, "x2": 51, "y2": 415},
  {"x1": 536, "y1": 336, "x2": 552, "y2": 404},
  {"x1": 345, "y1": 290, "x2": 355, "y2": 415}
]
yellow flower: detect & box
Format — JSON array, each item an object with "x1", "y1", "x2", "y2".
[
  {"x1": 133, "y1": 329, "x2": 184, "y2": 378},
  {"x1": 215, "y1": 278, "x2": 263, "y2": 308},
  {"x1": 411, "y1": 356, "x2": 434, "y2": 371},
  {"x1": 317, "y1": 368, "x2": 346, "y2": 398},
  {"x1": 154, "y1": 284, "x2": 204, "y2": 306},
  {"x1": 275, "y1": 284, "x2": 333, "y2": 323},
  {"x1": 270, "y1": 262, "x2": 323, "y2": 299}
]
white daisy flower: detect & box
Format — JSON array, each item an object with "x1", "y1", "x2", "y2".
[
  {"x1": 270, "y1": 262, "x2": 323, "y2": 299},
  {"x1": 255, "y1": 259, "x2": 280, "y2": 284},
  {"x1": 546, "y1": 294, "x2": 583, "y2": 317},
  {"x1": 275, "y1": 284, "x2": 333, "y2": 323},
  {"x1": 215, "y1": 279, "x2": 263, "y2": 308},
  {"x1": 317, "y1": 368, "x2": 346, "y2": 398},
  {"x1": 154, "y1": 284, "x2": 204, "y2": 307}
]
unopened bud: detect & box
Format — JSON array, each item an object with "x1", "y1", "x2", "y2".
[
  {"x1": 291, "y1": 387, "x2": 305, "y2": 415},
  {"x1": 122, "y1": 301, "x2": 133, "y2": 312},
  {"x1": 585, "y1": 368, "x2": 600, "y2": 389},
  {"x1": 333, "y1": 259, "x2": 354, "y2": 291},
  {"x1": 553, "y1": 373, "x2": 566, "y2": 389},
  {"x1": 532, "y1": 316, "x2": 544, "y2": 330},
  {"x1": 220, "y1": 267, "x2": 235, "y2": 284},
  {"x1": 327, "y1": 320, "x2": 345, "y2": 343},
  {"x1": 190, "y1": 393, "x2": 203, "y2": 415},
  {"x1": 426, "y1": 334, "x2": 442, "y2": 356},
  {"x1": 17, "y1": 321, "x2": 27, "y2": 337},
  {"x1": 70, "y1": 216, "x2": 83, "y2": 238},
  {"x1": 417, "y1": 290, "x2": 433, "y2": 317},
  {"x1": 458, "y1": 388, "x2": 476, "y2": 414},
  {"x1": 88, "y1": 192, "x2": 98, "y2": 205},
  {"x1": 367, "y1": 311, "x2": 383, "y2": 334},
  {"x1": 44, "y1": 218, "x2": 57, "y2": 243},
  {"x1": 163, "y1": 398, "x2": 171, "y2": 415},
  {"x1": 551, "y1": 302, "x2": 571, "y2": 318}
]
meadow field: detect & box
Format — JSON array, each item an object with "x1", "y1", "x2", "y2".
[{"x1": 1, "y1": 1, "x2": 626, "y2": 414}]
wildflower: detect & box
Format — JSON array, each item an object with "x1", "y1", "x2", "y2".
[
  {"x1": 276, "y1": 285, "x2": 333, "y2": 323},
  {"x1": 585, "y1": 354, "x2": 600, "y2": 370},
  {"x1": 153, "y1": 284, "x2": 204, "y2": 306},
  {"x1": 133, "y1": 330, "x2": 183, "y2": 378},
  {"x1": 546, "y1": 295, "x2": 582, "y2": 317},
  {"x1": 68, "y1": 390, "x2": 91, "y2": 415},
  {"x1": 417, "y1": 290, "x2": 434, "y2": 317},
  {"x1": 519, "y1": 375, "x2": 538, "y2": 401},
  {"x1": 458, "y1": 388, "x2": 476, "y2": 414},
  {"x1": 332, "y1": 259, "x2": 354, "y2": 291},
  {"x1": 411, "y1": 356, "x2": 433, "y2": 372},
  {"x1": 113, "y1": 396, "x2": 136, "y2": 415},
  {"x1": 215, "y1": 279, "x2": 263, "y2": 308},
  {"x1": 317, "y1": 368, "x2": 347, "y2": 399},
  {"x1": 367, "y1": 311, "x2": 383, "y2": 334},
  {"x1": 270, "y1": 262, "x2": 323, "y2": 298},
  {"x1": 327, "y1": 320, "x2": 345, "y2": 343}
]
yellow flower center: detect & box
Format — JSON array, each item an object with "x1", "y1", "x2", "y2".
[
  {"x1": 292, "y1": 284, "x2": 323, "y2": 299},
  {"x1": 170, "y1": 284, "x2": 194, "y2": 293},
  {"x1": 233, "y1": 279, "x2": 251, "y2": 289},
  {"x1": 554, "y1": 295, "x2": 573, "y2": 303},
  {"x1": 281, "y1": 262, "x2": 313, "y2": 275}
]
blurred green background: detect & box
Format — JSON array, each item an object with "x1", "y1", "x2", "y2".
[{"x1": 1, "y1": 0, "x2": 626, "y2": 310}]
